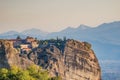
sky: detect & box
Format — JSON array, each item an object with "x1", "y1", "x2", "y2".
[{"x1": 0, "y1": 0, "x2": 120, "y2": 33}]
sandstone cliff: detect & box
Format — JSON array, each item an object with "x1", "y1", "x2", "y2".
[{"x1": 0, "y1": 39, "x2": 101, "y2": 80}]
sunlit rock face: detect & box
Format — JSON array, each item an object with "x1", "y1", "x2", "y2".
[
  {"x1": 35, "y1": 39, "x2": 101, "y2": 80},
  {"x1": 63, "y1": 40, "x2": 101, "y2": 80}
]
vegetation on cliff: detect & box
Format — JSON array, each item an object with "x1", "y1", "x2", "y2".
[{"x1": 0, "y1": 65, "x2": 61, "y2": 80}]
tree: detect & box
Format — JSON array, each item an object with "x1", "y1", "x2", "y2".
[
  {"x1": 27, "y1": 65, "x2": 49, "y2": 80},
  {"x1": 16, "y1": 36, "x2": 21, "y2": 40},
  {"x1": 0, "y1": 68, "x2": 9, "y2": 80},
  {"x1": 63, "y1": 36, "x2": 66, "y2": 41},
  {"x1": 0, "y1": 65, "x2": 61, "y2": 80}
]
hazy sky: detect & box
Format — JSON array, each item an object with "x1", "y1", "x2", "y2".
[{"x1": 0, "y1": 0, "x2": 120, "y2": 33}]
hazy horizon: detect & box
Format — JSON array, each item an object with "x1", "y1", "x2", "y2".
[{"x1": 0, "y1": 0, "x2": 120, "y2": 33}]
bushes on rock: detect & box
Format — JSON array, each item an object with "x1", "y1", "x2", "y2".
[
  {"x1": 84, "y1": 42, "x2": 91, "y2": 50},
  {"x1": 0, "y1": 65, "x2": 61, "y2": 80}
]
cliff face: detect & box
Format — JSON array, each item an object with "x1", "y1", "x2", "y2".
[
  {"x1": 63, "y1": 40, "x2": 101, "y2": 80},
  {"x1": 0, "y1": 39, "x2": 101, "y2": 80},
  {"x1": 31, "y1": 39, "x2": 101, "y2": 80},
  {"x1": 0, "y1": 40, "x2": 35, "y2": 69}
]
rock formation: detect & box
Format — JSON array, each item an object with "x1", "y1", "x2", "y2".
[
  {"x1": 0, "y1": 39, "x2": 101, "y2": 80},
  {"x1": 0, "y1": 40, "x2": 35, "y2": 69}
]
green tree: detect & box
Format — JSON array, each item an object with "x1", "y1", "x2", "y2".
[
  {"x1": 16, "y1": 35, "x2": 21, "y2": 40},
  {"x1": 0, "y1": 68, "x2": 9, "y2": 80},
  {"x1": 27, "y1": 65, "x2": 49, "y2": 80},
  {"x1": 0, "y1": 65, "x2": 61, "y2": 80},
  {"x1": 16, "y1": 70, "x2": 34, "y2": 80}
]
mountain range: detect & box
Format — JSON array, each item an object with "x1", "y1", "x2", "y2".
[{"x1": 0, "y1": 21, "x2": 120, "y2": 60}]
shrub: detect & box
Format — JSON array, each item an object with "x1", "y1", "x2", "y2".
[
  {"x1": 84, "y1": 42, "x2": 91, "y2": 49},
  {"x1": 0, "y1": 65, "x2": 61, "y2": 80}
]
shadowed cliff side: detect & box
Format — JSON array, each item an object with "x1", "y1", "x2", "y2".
[
  {"x1": 0, "y1": 40, "x2": 10, "y2": 68},
  {"x1": 0, "y1": 40, "x2": 35, "y2": 69}
]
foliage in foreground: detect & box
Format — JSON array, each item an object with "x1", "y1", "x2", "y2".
[{"x1": 0, "y1": 65, "x2": 61, "y2": 80}]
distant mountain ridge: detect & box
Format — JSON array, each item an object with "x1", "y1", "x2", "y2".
[
  {"x1": 0, "y1": 21, "x2": 120, "y2": 60},
  {"x1": 0, "y1": 31, "x2": 26, "y2": 39},
  {"x1": 47, "y1": 21, "x2": 120, "y2": 45},
  {"x1": 0, "y1": 28, "x2": 48, "y2": 39},
  {"x1": 77, "y1": 24, "x2": 91, "y2": 30},
  {"x1": 22, "y1": 28, "x2": 48, "y2": 38},
  {"x1": 0, "y1": 21, "x2": 120, "y2": 43}
]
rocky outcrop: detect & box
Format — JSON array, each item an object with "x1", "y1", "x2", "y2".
[
  {"x1": 63, "y1": 40, "x2": 101, "y2": 80},
  {"x1": 0, "y1": 40, "x2": 35, "y2": 69},
  {"x1": 30, "y1": 39, "x2": 101, "y2": 80},
  {"x1": 0, "y1": 39, "x2": 101, "y2": 80}
]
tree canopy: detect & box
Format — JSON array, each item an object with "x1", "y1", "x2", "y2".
[{"x1": 0, "y1": 65, "x2": 61, "y2": 80}]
